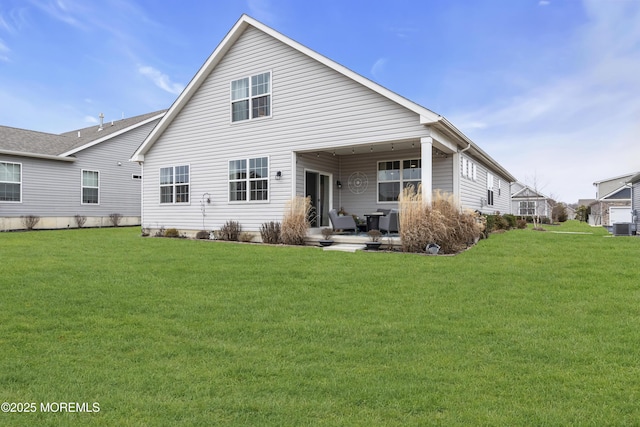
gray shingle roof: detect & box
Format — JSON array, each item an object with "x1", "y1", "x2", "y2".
[{"x1": 0, "y1": 110, "x2": 166, "y2": 158}]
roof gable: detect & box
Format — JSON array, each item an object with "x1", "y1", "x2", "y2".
[
  {"x1": 511, "y1": 183, "x2": 548, "y2": 199},
  {"x1": 131, "y1": 14, "x2": 442, "y2": 161},
  {"x1": 0, "y1": 111, "x2": 164, "y2": 161},
  {"x1": 602, "y1": 186, "x2": 631, "y2": 200}
]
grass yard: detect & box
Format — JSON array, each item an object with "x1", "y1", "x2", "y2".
[{"x1": 1, "y1": 221, "x2": 639, "y2": 425}]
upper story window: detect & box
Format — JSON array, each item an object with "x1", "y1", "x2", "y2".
[
  {"x1": 231, "y1": 72, "x2": 271, "y2": 122},
  {"x1": 0, "y1": 161, "x2": 21, "y2": 202},
  {"x1": 229, "y1": 157, "x2": 269, "y2": 202},
  {"x1": 377, "y1": 159, "x2": 421, "y2": 202},
  {"x1": 160, "y1": 165, "x2": 190, "y2": 204},
  {"x1": 82, "y1": 170, "x2": 99, "y2": 204}
]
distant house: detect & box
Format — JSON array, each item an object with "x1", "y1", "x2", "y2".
[
  {"x1": 0, "y1": 111, "x2": 164, "y2": 230},
  {"x1": 590, "y1": 172, "x2": 636, "y2": 227},
  {"x1": 131, "y1": 15, "x2": 516, "y2": 235},
  {"x1": 510, "y1": 182, "x2": 552, "y2": 218},
  {"x1": 626, "y1": 173, "x2": 640, "y2": 233}
]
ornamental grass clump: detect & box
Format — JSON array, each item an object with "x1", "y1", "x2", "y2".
[
  {"x1": 281, "y1": 196, "x2": 311, "y2": 245},
  {"x1": 399, "y1": 186, "x2": 482, "y2": 254}
]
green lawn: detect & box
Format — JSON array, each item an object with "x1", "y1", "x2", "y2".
[{"x1": 1, "y1": 222, "x2": 639, "y2": 425}]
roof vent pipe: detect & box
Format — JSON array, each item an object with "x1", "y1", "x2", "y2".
[
  {"x1": 98, "y1": 112, "x2": 104, "y2": 131},
  {"x1": 77, "y1": 131, "x2": 81, "y2": 137}
]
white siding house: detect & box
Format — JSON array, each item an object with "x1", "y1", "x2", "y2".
[
  {"x1": 590, "y1": 172, "x2": 635, "y2": 227},
  {"x1": 0, "y1": 111, "x2": 164, "y2": 230},
  {"x1": 131, "y1": 15, "x2": 516, "y2": 235},
  {"x1": 510, "y1": 182, "x2": 552, "y2": 218},
  {"x1": 626, "y1": 173, "x2": 640, "y2": 234}
]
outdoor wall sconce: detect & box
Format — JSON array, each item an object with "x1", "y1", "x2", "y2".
[
  {"x1": 275, "y1": 171, "x2": 282, "y2": 180},
  {"x1": 337, "y1": 180, "x2": 342, "y2": 189}
]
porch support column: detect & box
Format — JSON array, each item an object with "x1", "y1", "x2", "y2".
[{"x1": 421, "y1": 136, "x2": 433, "y2": 204}]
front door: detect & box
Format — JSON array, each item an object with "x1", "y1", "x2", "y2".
[{"x1": 305, "y1": 171, "x2": 331, "y2": 228}]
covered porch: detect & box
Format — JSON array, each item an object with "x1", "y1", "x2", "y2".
[{"x1": 294, "y1": 134, "x2": 458, "y2": 231}]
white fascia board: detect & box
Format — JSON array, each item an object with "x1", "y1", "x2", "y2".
[
  {"x1": 425, "y1": 126, "x2": 457, "y2": 153},
  {"x1": 60, "y1": 113, "x2": 164, "y2": 158},
  {"x1": 131, "y1": 18, "x2": 249, "y2": 162},
  {"x1": 0, "y1": 149, "x2": 76, "y2": 162}
]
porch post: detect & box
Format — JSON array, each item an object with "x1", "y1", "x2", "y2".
[{"x1": 421, "y1": 136, "x2": 433, "y2": 204}]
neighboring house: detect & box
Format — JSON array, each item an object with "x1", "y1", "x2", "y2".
[
  {"x1": 0, "y1": 111, "x2": 164, "y2": 231},
  {"x1": 131, "y1": 15, "x2": 516, "y2": 235},
  {"x1": 589, "y1": 172, "x2": 636, "y2": 227},
  {"x1": 626, "y1": 173, "x2": 640, "y2": 233},
  {"x1": 510, "y1": 182, "x2": 552, "y2": 218}
]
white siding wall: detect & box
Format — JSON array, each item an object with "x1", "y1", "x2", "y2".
[
  {"x1": 141, "y1": 26, "x2": 430, "y2": 231},
  {"x1": 0, "y1": 121, "x2": 153, "y2": 228},
  {"x1": 459, "y1": 153, "x2": 511, "y2": 214},
  {"x1": 633, "y1": 182, "x2": 640, "y2": 229}
]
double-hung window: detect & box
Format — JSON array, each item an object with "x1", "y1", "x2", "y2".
[
  {"x1": 0, "y1": 161, "x2": 21, "y2": 202},
  {"x1": 231, "y1": 72, "x2": 271, "y2": 122},
  {"x1": 487, "y1": 172, "x2": 495, "y2": 206},
  {"x1": 229, "y1": 157, "x2": 268, "y2": 202},
  {"x1": 82, "y1": 170, "x2": 99, "y2": 204},
  {"x1": 461, "y1": 157, "x2": 477, "y2": 180},
  {"x1": 160, "y1": 165, "x2": 190, "y2": 204},
  {"x1": 519, "y1": 201, "x2": 536, "y2": 216},
  {"x1": 377, "y1": 159, "x2": 421, "y2": 202}
]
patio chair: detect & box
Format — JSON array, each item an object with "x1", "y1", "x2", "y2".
[
  {"x1": 379, "y1": 209, "x2": 399, "y2": 234},
  {"x1": 328, "y1": 209, "x2": 358, "y2": 232}
]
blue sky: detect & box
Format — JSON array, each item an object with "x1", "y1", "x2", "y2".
[{"x1": 1, "y1": 0, "x2": 639, "y2": 203}]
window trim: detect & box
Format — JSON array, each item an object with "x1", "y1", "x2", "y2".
[
  {"x1": 81, "y1": 169, "x2": 100, "y2": 205},
  {"x1": 159, "y1": 165, "x2": 190, "y2": 205},
  {"x1": 377, "y1": 158, "x2": 422, "y2": 203},
  {"x1": 519, "y1": 201, "x2": 536, "y2": 216},
  {"x1": 487, "y1": 172, "x2": 495, "y2": 206},
  {"x1": 461, "y1": 157, "x2": 477, "y2": 181},
  {"x1": 230, "y1": 70, "x2": 272, "y2": 123},
  {"x1": 228, "y1": 156, "x2": 270, "y2": 203},
  {"x1": 0, "y1": 161, "x2": 22, "y2": 203}
]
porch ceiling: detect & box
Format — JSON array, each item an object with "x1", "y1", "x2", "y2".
[{"x1": 298, "y1": 138, "x2": 452, "y2": 157}]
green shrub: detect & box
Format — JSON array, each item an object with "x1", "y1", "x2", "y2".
[
  {"x1": 260, "y1": 221, "x2": 281, "y2": 244},
  {"x1": 218, "y1": 221, "x2": 241, "y2": 241},
  {"x1": 164, "y1": 228, "x2": 180, "y2": 238},
  {"x1": 503, "y1": 214, "x2": 517, "y2": 229}
]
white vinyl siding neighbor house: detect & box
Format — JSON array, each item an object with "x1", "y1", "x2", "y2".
[
  {"x1": 0, "y1": 111, "x2": 164, "y2": 230},
  {"x1": 627, "y1": 173, "x2": 640, "y2": 234},
  {"x1": 131, "y1": 15, "x2": 516, "y2": 235},
  {"x1": 590, "y1": 172, "x2": 636, "y2": 227},
  {"x1": 510, "y1": 182, "x2": 552, "y2": 218}
]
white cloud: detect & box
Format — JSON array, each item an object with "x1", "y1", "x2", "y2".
[
  {"x1": 84, "y1": 115, "x2": 98, "y2": 124},
  {"x1": 138, "y1": 65, "x2": 184, "y2": 95},
  {"x1": 448, "y1": 0, "x2": 640, "y2": 202},
  {"x1": 371, "y1": 57, "x2": 388, "y2": 80},
  {"x1": 539, "y1": 1, "x2": 550, "y2": 6},
  {"x1": 0, "y1": 39, "x2": 9, "y2": 62}
]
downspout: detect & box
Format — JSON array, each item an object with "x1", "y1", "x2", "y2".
[{"x1": 457, "y1": 141, "x2": 472, "y2": 208}]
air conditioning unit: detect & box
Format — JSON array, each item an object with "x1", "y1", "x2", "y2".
[{"x1": 612, "y1": 222, "x2": 633, "y2": 236}]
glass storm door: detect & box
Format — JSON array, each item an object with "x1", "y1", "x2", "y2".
[{"x1": 305, "y1": 171, "x2": 331, "y2": 228}]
